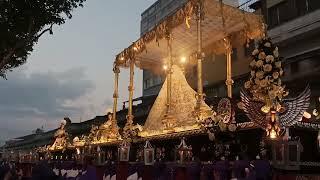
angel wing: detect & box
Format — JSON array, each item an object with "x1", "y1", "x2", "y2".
[
  {"x1": 240, "y1": 89, "x2": 268, "y2": 129},
  {"x1": 279, "y1": 86, "x2": 311, "y2": 127}
]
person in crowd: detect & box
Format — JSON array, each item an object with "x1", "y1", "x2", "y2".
[{"x1": 31, "y1": 160, "x2": 61, "y2": 180}]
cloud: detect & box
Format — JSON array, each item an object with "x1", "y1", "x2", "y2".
[{"x1": 0, "y1": 68, "x2": 94, "y2": 141}]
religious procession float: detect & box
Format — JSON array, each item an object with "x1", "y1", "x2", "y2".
[{"x1": 7, "y1": 0, "x2": 320, "y2": 179}]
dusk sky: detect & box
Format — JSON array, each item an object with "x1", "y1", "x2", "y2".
[{"x1": 0, "y1": 0, "x2": 157, "y2": 142}]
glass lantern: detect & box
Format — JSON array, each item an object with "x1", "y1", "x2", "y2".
[
  {"x1": 75, "y1": 148, "x2": 82, "y2": 164},
  {"x1": 28, "y1": 152, "x2": 33, "y2": 163},
  {"x1": 118, "y1": 141, "x2": 130, "y2": 162},
  {"x1": 176, "y1": 137, "x2": 192, "y2": 163},
  {"x1": 95, "y1": 146, "x2": 105, "y2": 166},
  {"x1": 106, "y1": 150, "x2": 113, "y2": 162},
  {"x1": 144, "y1": 141, "x2": 154, "y2": 165}
]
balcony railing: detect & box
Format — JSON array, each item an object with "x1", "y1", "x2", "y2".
[{"x1": 238, "y1": 0, "x2": 259, "y2": 12}]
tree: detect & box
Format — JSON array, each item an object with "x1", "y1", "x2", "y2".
[{"x1": 0, "y1": 0, "x2": 85, "y2": 79}]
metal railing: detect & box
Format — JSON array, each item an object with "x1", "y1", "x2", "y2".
[{"x1": 238, "y1": 0, "x2": 259, "y2": 12}]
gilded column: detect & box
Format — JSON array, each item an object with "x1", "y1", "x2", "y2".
[
  {"x1": 224, "y1": 37, "x2": 233, "y2": 98},
  {"x1": 112, "y1": 64, "x2": 120, "y2": 125},
  {"x1": 166, "y1": 32, "x2": 172, "y2": 116},
  {"x1": 195, "y1": 0, "x2": 205, "y2": 112},
  {"x1": 108, "y1": 64, "x2": 120, "y2": 139},
  {"x1": 162, "y1": 31, "x2": 176, "y2": 129},
  {"x1": 127, "y1": 59, "x2": 135, "y2": 125}
]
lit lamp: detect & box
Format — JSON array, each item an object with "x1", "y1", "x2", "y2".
[
  {"x1": 144, "y1": 141, "x2": 154, "y2": 165},
  {"x1": 179, "y1": 56, "x2": 187, "y2": 73},
  {"x1": 163, "y1": 64, "x2": 168, "y2": 71},
  {"x1": 180, "y1": 56, "x2": 186, "y2": 64},
  {"x1": 266, "y1": 110, "x2": 281, "y2": 139},
  {"x1": 118, "y1": 141, "x2": 130, "y2": 162},
  {"x1": 269, "y1": 129, "x2": 277, "y2": 139},
  {"x1": 176, "y1": 137, "x2": 192, "y2": 163}
]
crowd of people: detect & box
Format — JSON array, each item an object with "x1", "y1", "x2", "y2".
[
  {"x1": 0, "y1": 159, "x2": 59, "y2": 180},
  {"x1": 0, "y1": 155, "x2": 272, "y2": 180}
]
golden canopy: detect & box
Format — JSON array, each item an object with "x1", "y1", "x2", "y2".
[{"x1": 114, "y1": 0, "x2": 264, "y2": 73}]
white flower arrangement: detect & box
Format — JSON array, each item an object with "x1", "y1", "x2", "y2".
[
  {"x1": 256, "y1": 60, "x2": 264, "y2": 67},
  {"x1": 264, "y1": 42, "x2": 271, "y2": 47},
  {"x1": 258, "y1": 52, "x2": 266, "y2": 59},
  {"x1": 250, "y1": 61, "x2": 256, "y2": 68},
  {"x1": 275, "y1": 61, "x2": 281, "y2": 68},
  {"x1": 245, "y1": 81, "x2": 251, "y2": 89},
  {"x1": 263, "y1": 64, "x2": 272, "y2": 72},
  {"x1": 273, "y1": 48, "x2": 279, "y2": 57},
  {"x1": 256, "y1": 71, "x2": 264, "y2": 79},
  {"x1": 252, "y1": 49, "x2": 259, "y2": 55},
  {"x1": 265, "y1": 55, "x2": 274, "y2": 62},
  {"x1": 245, "y1": 38, "x2": 288, "y2": 105},
  {"x1": 250, "y1": 70, "x2": 255, "y2": 76}
]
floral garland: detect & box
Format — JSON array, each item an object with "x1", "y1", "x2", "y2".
[
  {"x1": 200, "y1": 102, "x2": 237, "y2": 141},
  {"x1": 245, "y1": 38, "x2": 288, "y2": 112}
]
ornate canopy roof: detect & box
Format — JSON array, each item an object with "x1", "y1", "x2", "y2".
[{"x1": 114, "y1": 0, "x2": 264, "y2": 73}]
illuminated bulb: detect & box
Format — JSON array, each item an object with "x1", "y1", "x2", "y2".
[
  {"x1": 269, "y1": 129, "x2": 277, "y2": 139},
  {"x1": 76, "y1": 148, "x2": 80, "y2": 155},
  {"x1": 303, "y1": 111, "x2": 311, "y2": 119},
  {"x1": 313, "y1": 109, "x2": 319, "y2": 116},
  {"x1": 180, "y1": 56, "x2": 186, "y2": 64},
  {"x1": 163, "y1": 65, "x2": 168, "y2": 70},
  {"x1": 120, "y1": 56, "x2": 124, "y2": 61},
  {"x1": 261, "y1": 105, "x2": 270, "y2": 113},
  {"x1": 133, "y1": 47, "x2": 138, "y2": 51}
]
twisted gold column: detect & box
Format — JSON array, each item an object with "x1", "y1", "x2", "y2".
[{"x1": 224, "y1": 37, "x2": 233, "y2": 98}]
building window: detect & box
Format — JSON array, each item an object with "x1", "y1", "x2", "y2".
[
  {"x1": 291, "y1": 61, "x2": 300, "y2": 74},
  {"x1": 144, "y1": 79, "x2": 152, "y2": 90},
  {"x1": 268, "y1": 5, "x2": 279, "y2": 28},
  {"x1": 268, "y1": 0, "x2": 320, "y2": 28},
  {"x1": 308, "y1": 0, "x2": 320, "y2": 12},
  {"x1": 278, "y1": 1, "x2": 296, "y2": 23},
  {"x1": 295, "y1": 0, "x2": 308, "y2": 16}
]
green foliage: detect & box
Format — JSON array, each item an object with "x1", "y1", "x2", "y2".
[{"x1": 0, "y1": 0, "x2": 86, "y2": 79}]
